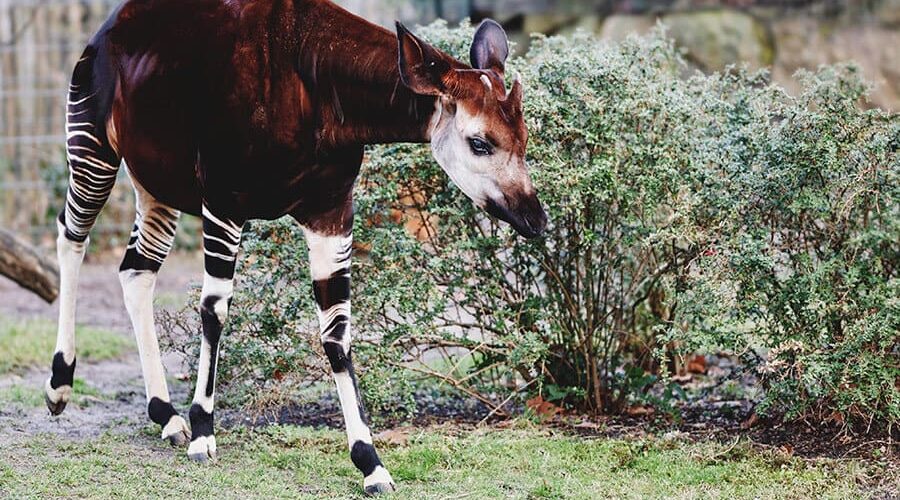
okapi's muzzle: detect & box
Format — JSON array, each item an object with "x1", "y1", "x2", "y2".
[{"x1": 485, "y1": 191, "x2": 548, "y2": 239}]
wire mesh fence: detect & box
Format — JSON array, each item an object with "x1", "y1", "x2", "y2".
[{"x1": 0, "y1": 0, "x2": 125, "y2": 248}]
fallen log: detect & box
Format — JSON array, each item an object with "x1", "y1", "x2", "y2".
[{"x1": 0, "y1": 227, "x2": 59, "y2": 303}]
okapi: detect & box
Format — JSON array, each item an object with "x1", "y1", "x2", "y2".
[{"x1": 46, "y1": 0, "x2": 547, "y2": 494}]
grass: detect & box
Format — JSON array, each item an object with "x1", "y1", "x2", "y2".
[
  {"x1": 0, "y1": 384, "x2": 44, "y2": 406},
  {"x1": 0, "y1": 377, "x2": 113, "y2": 408},
  {"x1": 0, "y1": 316, "x2": 131, "y2": 374},
  {"x1": 0, "y1": 423, "x2": 880, "y2": 499}
]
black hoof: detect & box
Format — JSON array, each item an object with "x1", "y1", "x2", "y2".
[
  {"x1": 364, "y1": 483, "x2": 396, "y2": 496},
  {"x1": 168, "y1": 430, "x2": 190, "y2": 447},
  {"x1": 188, "y1": 451, "x2": 210, "y2": 464},
  {"x1": 45, "y1": 393, "x2": 67, "y2": 416}
]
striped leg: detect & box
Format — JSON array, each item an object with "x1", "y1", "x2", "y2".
[
  {"x1": 303, "y1": 227, "x2": 396, "y2": 495},
  {"x1": 46, "y1": 49, "x2": 120, "y2": 415},
  {"x1": 187, "y1": 205, "x2": 243, "y2": 462},
  {"x1": 118, "y1": 174, "x2": 189, "y2": 445}
]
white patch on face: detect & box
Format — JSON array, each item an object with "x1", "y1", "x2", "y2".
[
  {"x1": 428, "y1": 99, "x2": 534, "y2": 215},
  {"x1": 429, "y1": 100, "x2": 505, "y2": 208}
]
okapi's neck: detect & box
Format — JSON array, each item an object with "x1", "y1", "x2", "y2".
[{"x1": 296, "y1": 0, "x2": 438, "y2": 147}]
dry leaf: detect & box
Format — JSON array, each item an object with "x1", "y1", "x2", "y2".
[
  {"x1": 741, "y1": 412, "x2": 759, "y2": 430},
  {"x1": 626, "y1": 405, "x2": 655, "y2": 416},
  {"x1": 526, "y1": 395, "x2": 560, "y2": 418},
  {"x1": 687, "y1": 355, "x2": 707, "y2": 374},
  {"x1": 375, "y1": 429, "x2": 409, "y2": 447}
]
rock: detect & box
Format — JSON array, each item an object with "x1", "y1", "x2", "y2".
[
  {"x1": 771, "y1": 18, "x2": 900, "y2": 110},
  {"x1": 598, "y1": 14, "x2": 657, "y2": 40},
  {"x1": 560, "y1": 14, "x2": 604, "y2": 35},
  {"x1": 523, "y1": 13, "x2": 576, "y2": 35},
  {"x1": 875, "y1": 0, "x2": 900, "y2": 28},
  {"x1": 661, "y1": 9, "x2": 774, "y2": 71}
]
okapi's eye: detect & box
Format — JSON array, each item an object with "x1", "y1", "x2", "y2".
[{"x1": 468, "y1": 137, "x2": 494, "y2": 156}]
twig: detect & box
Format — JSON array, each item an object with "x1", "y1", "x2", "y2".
[{"x1": 478, "y1": 378, "x2": 536, "y2": 426}]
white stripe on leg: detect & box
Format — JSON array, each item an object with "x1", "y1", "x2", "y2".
[
  {"x1": 303, "y1": 227, "x2": 395, "y2": 492},
  {"x1": 334, "y1": 371, "x2": 372, "y2": 445},
  {"x1": 120, "y1": 269, "x2": 189, "y2": 442},
  {"x1": 55, "y1": 219, "x2": 85, "y2": 366},
  {"x1": 120, "y1": 271, "x2": 169, "y2": 402},
  {"x1": 192, "y1": 273, "x2": 233, "y2": 413},
  {"x1": 46, "y1": 219, "x2": 86, "y2": 409}
]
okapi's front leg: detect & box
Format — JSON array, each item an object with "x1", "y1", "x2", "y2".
[
  {"x1": 187, "y1": 205, "x2": 243, "y2": 463},
  {"x1": 303, "y1": 226, "x2": 396, "y2": 495}
]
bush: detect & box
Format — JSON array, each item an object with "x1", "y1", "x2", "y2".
[
  {"x1": 162, "y1": 22, "x2": 899, "y2": 430},
  {"x1": 666, "y1": 65, "x2": 900, "y2": 427},
  {"x1": 354, "y1": 23, "x2": 703, "y2": 416}
]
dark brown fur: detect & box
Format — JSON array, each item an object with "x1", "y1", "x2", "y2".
[{"x1": 105, "y1": 0, "x2": 438, "y2": 231}]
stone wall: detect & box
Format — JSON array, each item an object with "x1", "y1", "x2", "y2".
[{"x1": 474, "y1": 0, "x2": 900, "y2": 110}]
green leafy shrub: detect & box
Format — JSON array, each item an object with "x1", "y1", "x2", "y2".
[
  {"x1": 161, "y1": 22, "x2": 899, "y2": 430},
  {"x1": 353, "y1": 23, "x2": 705, "y2": 416},
  {"x1": 666, "y1": 65, "x2": 900, "y2": 427}
]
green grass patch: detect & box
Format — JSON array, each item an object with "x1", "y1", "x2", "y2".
[
  {"x1": 0, "y1": 316, "x2": 130, "y2": 374},
  {"x1": 0, "y1": 378, "x2": 112, "y2": 408},
  {"x1": 0, "y1": 424, "x2": 880, "y2": 499},
  {"x1": 0, "y1": 385, "x2": 44, "y2": 407}
]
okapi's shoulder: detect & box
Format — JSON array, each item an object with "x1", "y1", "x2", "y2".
[{"x1": 231, "y1": 0, "x2": 316, "y2": 147}]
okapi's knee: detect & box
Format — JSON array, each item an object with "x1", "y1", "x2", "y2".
[
  {"x1": 56, "y1": 215, "x2": 88, "y2": 253},
  {"x1": 200, "y1": 294, "x2": 229, "y2": 345},
  {"x1": 119, "y1": 270, "x2": 155, "y2": 311},
  {"x1": 57, "y1": 211, "x2": 89, "y2": 245}
]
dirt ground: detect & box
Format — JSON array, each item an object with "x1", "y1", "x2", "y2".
[
  {"x1": 0, "y1": 251, "x2": 203, "y2": 442},
  {"x1": 0, "y1": 251, "x2": 203, "y2": 335}
]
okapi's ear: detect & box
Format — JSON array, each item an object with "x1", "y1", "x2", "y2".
[
  {"x1": 470, "y1": 19, "x2": 509, "y2": 76},
  {"x1": 396, "y1": 22, "x2": 451, "y2": 96}
]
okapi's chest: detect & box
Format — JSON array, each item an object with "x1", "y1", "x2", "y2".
[{"x1": 107, "y1": 0, "x2": 358, "y2": 222}]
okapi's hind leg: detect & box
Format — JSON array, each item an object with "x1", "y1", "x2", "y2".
[
  {"x1": 46, "y1": 46, "x2": 121, "y2": 415},
  {"x1": 302, "y1": 225, "x2": 396, "y2": 495},
  {"x1": 119, "y1": 172, "x2": 190, "y2": 446}
]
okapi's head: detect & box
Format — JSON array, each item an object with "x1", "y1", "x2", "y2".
[{"x1": 396, "y1": 20, "x2": 548, "y2": 239}]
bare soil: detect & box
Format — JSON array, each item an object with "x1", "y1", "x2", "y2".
[
  {"x1": 0, "y1": 251, "x2": 202, "y2": 442},
  {"x1": 0, "y1": 250, "x2": 202, "y2": 333}
]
